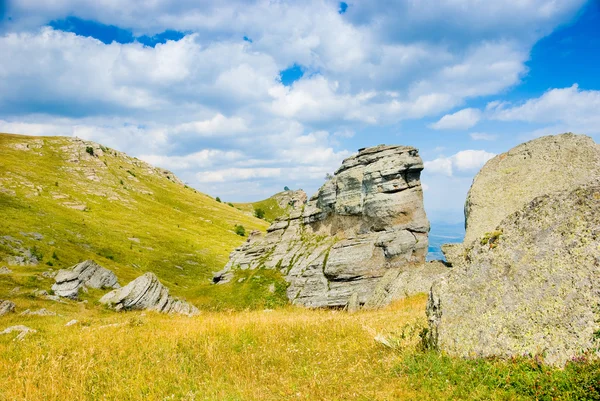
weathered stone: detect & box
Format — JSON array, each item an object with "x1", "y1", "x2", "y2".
[
  {"x1": 216, "y1": 145, "x2": 429, "y2": 308},
  {"x1": 52, "y1": 260, "x2": 120, "y2": 299},
  {"x1": 65, "y1": 319, "x2": 78, "y2": 327},
  {"x1": 443, "y1": 133, "x2": 600, "y2": 264},
  {"x1": 363, "y1": 261, "x2": 449, "y2": 309},
  {"x1": 20, "y1": 308, "x2": 56, "y2": 316},
  {"x1": 0, "y1": 300, "x2": 16, "y2": 316},
  {"x1": 0, "y1": 267, "x2": 12, "y2": 274},
  {"x1": 99, "y1": 272, "x2": 199, "y2": 316},
  {"x1": 1, "y1": 325, "x2": 37, "y2": 341},
  {"x1": 427, "y1": 185, "x2": 600, "y2": 366}
]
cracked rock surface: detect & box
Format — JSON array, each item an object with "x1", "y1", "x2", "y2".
[
  {"x1": 99, "y1": 272, "x2": 199, "y2": 316},
  {"x1": 215, "y1": 145, "x2": 436, "y2": 308},
  {"x1": 52, "y1": 260, "x2": 120, "y2": 299}
]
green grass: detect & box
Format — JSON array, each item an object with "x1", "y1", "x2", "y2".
[
  {"x1": 233, "y1": 191, "x2": 292, "y2": 222},
  {"x1": 0, "y1": 133, "x2": 271, "y2": 310}
]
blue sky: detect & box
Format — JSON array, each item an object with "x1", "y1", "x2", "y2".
[{"x1": 0, "y1": 0, "x2": 599, "y2": 225}]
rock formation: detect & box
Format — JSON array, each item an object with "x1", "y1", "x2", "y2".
[
  {"x1": 0, "y1": 300, "x2": 16, "y2": 316},
  {"x1": 215, "y1": 145, "x2": 436, "y2": 308},
  {"x1": 427, "y1": 184, "x2": 600, "y2": 366},
  {"x1": 443, "y1": 133, "x2": 600, "y2": 265},
  {"x1": 99, "y1": 272, "x2": 199, "y2": 316},
  {"x1": 52, "y1": 260, "x2": 120, "y2": 299}
]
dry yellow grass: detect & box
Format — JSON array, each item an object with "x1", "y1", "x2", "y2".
[{"x1": 0, "y1": 296, "x2": 428, "y2": 401}]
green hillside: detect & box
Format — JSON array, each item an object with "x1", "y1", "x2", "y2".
[
  {"x1": 233, "y1": 190, "x2": 302, "y2": 222},
  {"x1": 0, "y1": 133, "x2": 284, "y2": 310}
]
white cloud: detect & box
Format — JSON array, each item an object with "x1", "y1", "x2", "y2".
[
  {"x1": 488, "y1": 84, "x2": 600, "y2": 134},
  {"x1": 0, "y1": 0, "x2": 589, "y2": 202},
  {"x1": 425, "y1": 150, "x2": 496, "y2": 177},
  {"x1": 430, "y1": 108, "x2": 482, "y2": 130}
]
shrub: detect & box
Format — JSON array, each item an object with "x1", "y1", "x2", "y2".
[
  {"x1": 254, "y1": 208, "x2": 266, "y2": 219},
  {"x1": 228, "y1": 202, "x2": 234, "y2": 207},
  {"x1": 216, "y1": 197, "x2": 222, "y2": 203},
  {"x1": 284, "y1": 186, "x2": 290, "y2": 191},
  {"x1": 52, "y1": 251, "x2": 59, "y2": 260},
  {"x1": 234, "y1": 225, "x2": 246, "y2": 237},
  {"x1": 85, "y1": 146, "x2": 94, "y2": 156}
]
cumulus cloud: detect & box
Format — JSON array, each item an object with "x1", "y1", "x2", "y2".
[
  {"x1": 425, "y1": 150, "x2": 496, "y2": 177},
  {"x1": 430, "y1": 108, "x2": 482, "y2": 130},
  {"x1": 0, "y1": 0, "x2": 588, "y2": 201},
  {"x1": 488, "y1": 84, "x2": 600, "y2": 134}
]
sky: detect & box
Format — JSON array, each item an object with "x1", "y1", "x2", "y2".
[{"x1": 1, "y1": 0, "x2": 599, "y2": 225}]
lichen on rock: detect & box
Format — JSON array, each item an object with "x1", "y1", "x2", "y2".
[{"x1": 427, "y1": 184, "x2": 600, "y2": 366}]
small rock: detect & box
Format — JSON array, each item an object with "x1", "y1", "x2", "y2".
[
  {"x1": 20, "y1": 308, "x2": 56, "y2": 316},
  {"x1": 1, "y1": 325, "x2": 37, "y2": 341},
  {"x1": 65, "y1": 320, "x2": 78, "y2": 327},
  {"x1": 41, "y1": 270, "x2": 57, "y2": 279},
  {"x1": 9, "y1": 287, "x2": 20, "y2": 295},
  {"x1": 0, "y1": 300, "x2": 16, "y2": 316},
  {"x1": 268, "y1": 283, "x2": 276, "y2": 294},
  {"x1": 32, "y1": 289, "x2": 48, "y2": 297},
  {"x1": 0, "y1": 266, "x2": 12, "y2": 274}
]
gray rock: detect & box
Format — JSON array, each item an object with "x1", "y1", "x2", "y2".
[
  {"x1": 65, "y1": 320, "x2": 78, "y2": 327},
  {"x1": 363, "y1": 261, "x2": 449, "y2": 309},
  {"x1": 443, "y1": 134, "x2": 600, "y2": 264},
  {"x1": 216, "y1": 145, "x2": 430, "y2": 308},
  {"x1": 0, "y1": 266, "x2": 12, "y2": 274},
  {"x1": 52, "y1": 260, "x2": 120, "y2": 299},
  {"x1": 1, "y1": 325, "x2": 37, "y2": 341},
  {"x1": 427, "y1": 185, "x2": 600, "y2": 366},
  {"x1": 20, "y1": 308, "x2": 56, "y2": 317},
  {"x1": 0, "y1": 300, "x2": 16, "y2": 316},
  {"x1": 99, "y1": 272, "x2": 199, "y2": 316}
]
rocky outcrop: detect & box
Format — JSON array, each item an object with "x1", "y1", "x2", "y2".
[
  {"x1": 443, "y1": 134, "x2": 600, "y2": 265},
  {"x1": 0, "y1": 300, "x2": 16, "y2": 316},
  {"x1": 52, "y1": 260, "x2": 120, "y2": 299},
  {"x1": 427, "y1": 185, "x2": 600, "y2": 366},
  {"x1": 99, "y1": 272, "x2": 199, "y2": 316},
  {"x1": 215, "y1": 145, "x2": 432, "y2": 308}
]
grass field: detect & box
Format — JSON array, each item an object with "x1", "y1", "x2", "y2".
[
  {"x1": 1, "y1": 295, "x2": 599, "y2": 401},
  {"x1": 2, "y1": 133, "x2": 599, "y2": 400}
]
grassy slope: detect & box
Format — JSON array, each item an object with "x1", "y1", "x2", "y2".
[
  {"x1": 233, "y1": 191, "x2": 291, "y2": 222},
  {"x1": 0, "y1": 133, "x2": 280, "y2": 309},
  {"x1": 1, "y1": 295, "x2": 598, "y2": 400}
]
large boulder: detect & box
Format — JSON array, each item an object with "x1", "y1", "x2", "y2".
[
  {"x1": 445, "y1": 134, "x2": 600, "y2": 262},
  {"x1": 427, "y1": 185, "x2": 600, "y2": 366},
  {"x1": 99, "y1": 272, "x2": 199, "y2": 316},
  {"x1": 214, "y1": 144, "x2": 435, "y2": 308},
  {"x1": 52, "y1": 260, "x2": 120, "y2": 299}
]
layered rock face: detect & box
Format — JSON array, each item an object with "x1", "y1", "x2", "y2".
[
  {"x1": 99, "y1": 272, "x2": 199, "y2": 316},
  {"x1": 215, "y1": 145, "x2": 432, "y2": 308},
  {"x1": 0, "y1": 300, "x2": 16, "y2": 316},
  {"x1": 427, "y1": 185, "x2": 600, "y2": 366},
  {"x1": 444, "y1": 134, "x2": 600, "y2": 265},
  {"x1": 52, "y1": 260, "x2": 120, "y2": 299}
]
